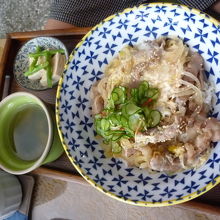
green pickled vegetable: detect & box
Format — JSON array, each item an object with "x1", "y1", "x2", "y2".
[
  {"x1": 128, "y1": 114, "x2": 144, "y2": 131},
  {"x1": 94, "y1": 80, "x2": 162, "y2": 152},
  {"x1": 45, "y1": 54, "x2": 53, "y2": 88},
  {"x1": 143, "y1": 106, "x2": 151, "y2": 119},
  {"x1": 138, "y1": 81, "x2": 149, "y2": 101},
  {"x1": 112, "y1": 86, "x2": 126, "y2": 104},
  {"x1": 111, "y1": 92, "x2": 119, "y2": 102},
  {"x1": 112, "y1": 142, "x2": 122, "y2": 153},
  {"x1": 100, "y1": 118, "x2": 110, "y2": 131},
  {"x1": 147, "y1": 88, "x2": 159, "y2": 100},
  {"x1": 131, "y1": 88, "x2": 138, "y2": 103},
  {"x1": 120, "y1": 115, "x2": 128, "y2": 127},
  {"x1": 106, "y1": 97, "x2": 114, "y2": 109},
  {"x1": 125, "y1": 103, "x2": 141, "y2": 115},
  {"x1": 112, "y1": 133, "x2": 124, "y2": 141},
  {"x1": 148, "y1": 110, "x2": 161, "y2": 128}
]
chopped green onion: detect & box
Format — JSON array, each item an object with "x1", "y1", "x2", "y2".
[
  {"x1": 111, "y1": 92, "x2": 119, "y2": 102},
  {"x1": 112, "y1": 133, "x2": 124, "y2": 141},
  {"x1": 95, "y1": 114, "x2": 102, "y2": 119},
  {"x1": 100, "y1": 118, "x2": 110, "y2": 131},
  {"x1": 24, "y1": 61, "x2": 49, "y2": 76},
  {"x1": 128, "y1": 114, "x2": 144, "y2": 130},
  {"x1": 109, "y1": 114, "x2": 118, "y2": 125},
  {"x1": 124, "y1": 127, "x2": 134, "y2": 136},
  {"x1": 95, "y1": 119, "x2": 103, "y2": 136},
  {"x1": 112, "y1": 86, "x2": 126, "y2": 104},
  {"x1": 115, "y1": 113, "x2": 121, "y2": 123},
  {"x1": 120, "y1": 115, "x2": 128, "y2": 127},
  {"x1": 28, "y1": 49, "x2": 65, "y2": 58},
  {"x1": 106, "y1": 97, "x2": 114, "y2": 109},
  {"x1": 125, "y1": 103, "x2": 141, "y2": 115},
  {"x1": 131, "y1": 88, "x2": 138, "y2": 103},
  {"x1": 108, "y1": 113, "x2": 118, "y2": 125},
  {"x1": 112, "y1": 142, "x2": 122, "y2": 153},
  {"x1": 148, "y1": 110, "x2": 161, "y2": 127},
  {"x1": 94, "y1": 80, "x2": 162, "y2": 145},
  {"x1": 29, "y1": 46, "x2": 41, "y2": 72},
  {"x1": 143, "y1": 106, "x2": 151, "y2": 119},
  {"x1": 138, "y1": 81, "x2": 149, "y2": 100},
  {"x1": 147, "y1": 88, "x2": 159, "y2": 100}
]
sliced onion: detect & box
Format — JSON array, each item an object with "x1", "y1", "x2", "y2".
[
  {"x1": 182, "y1": 71, "x2": 201, "y2": 88},
  {"x1": 175, "y1": 88, "x2": 195, "y2": 97},
  {"x1": 179, "y1": 79, "x2": 203, "y2": 104},
  {"x1": 179, "y1": 154, "x2": 187, "y2": 169}
]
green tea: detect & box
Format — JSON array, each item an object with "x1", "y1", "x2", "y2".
[{"x1": 11, "y1": 104, "x2": 49, "y2": 161}]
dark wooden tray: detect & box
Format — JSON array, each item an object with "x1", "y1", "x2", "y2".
[
  {"x1": 0, "y1": 28, "x2": 220, "y2": 215},
  {"x1": 0, "y1": 28, "x2": 91, "y2": 174}
]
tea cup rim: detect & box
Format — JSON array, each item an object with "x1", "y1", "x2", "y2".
[{"x1": 0, "y1": 92, "x2": 53, "y2": 174}]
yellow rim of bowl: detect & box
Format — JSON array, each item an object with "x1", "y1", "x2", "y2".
[{"x1": 56, "y1": 2, "x2": 220, "y2": 207}]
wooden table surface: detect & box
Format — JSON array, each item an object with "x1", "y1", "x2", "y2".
[{"x1": 0, "y1": 39, "x2": 6, "y2": 64}]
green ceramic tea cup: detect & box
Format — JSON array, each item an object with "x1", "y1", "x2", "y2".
[{"x1": 0, "y1": 92, "x2": 64, "y2": 174}]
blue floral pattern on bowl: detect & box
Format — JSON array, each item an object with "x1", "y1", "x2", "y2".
[
  {"x1": 56, "y1": 3, "x2": 220, "y2": 206},
  {"x1": 14, "y1": 37, "x2": 68, "y2": 90}
]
